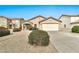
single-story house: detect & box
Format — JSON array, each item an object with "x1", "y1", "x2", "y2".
[
  {"x1": 24, "y1": 16, "x2": 61, "y2": 31},
  {"x1": 59, "y1": 14, "x2": 79, "y2": 31}
]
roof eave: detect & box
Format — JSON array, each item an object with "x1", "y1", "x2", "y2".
[{"x1": 27, "y1": 15, "x2": 46, "y2": 21}]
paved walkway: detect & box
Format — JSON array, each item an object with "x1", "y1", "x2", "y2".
[
  {"x1": 0, "y1": 30, "x2": 57, "y2": 53},
  {"x1": 48, "y1": 31, "x2": 79, "y2": 53}
]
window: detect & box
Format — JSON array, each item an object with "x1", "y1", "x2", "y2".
[
  {"x1": 8, "y1": 24, "x2": 12, "y2": 29},
  {"x1": 64, "y1": 24, "x2": 66, "y2": 28},
  {"x1": 34, "y1": 24, "x2": 37, "y2": 28}
]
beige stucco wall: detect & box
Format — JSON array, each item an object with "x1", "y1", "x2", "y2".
[
  {"x1": 71, "y1": 17, "x2": 79, "y2": 22},
  {"x1": 59, "y1": 16, "x2": 71, "y2": 30},
  {"x1": 40, "y1": 18, "x2": 60, "y2": 24},
  {"x1": 70, "y1": 17, "x2": 79, "y2": 29},
  {"x1": 0, "y1": 17, "x2": 8, "y2": 28},
  {"x1": 29, "y1": 17, "x2": 45, "y2": 29},
  {"x1": 40, "y1": 18, "x2": 61, "y2": 31},
  {"x1": 12, "y1": 20, "x2": 20, "y2": 28},
  {"x1": 71, "y1": 24, "x2": 79, "y2": 29},
  {"x1": 59, "y1": 16, "x2": 79, "y2": 31}
]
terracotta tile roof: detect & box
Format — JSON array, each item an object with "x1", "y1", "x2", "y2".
[
  {"x1": 62, "y1": 14, "x2": 79, "y2": 17},
  {"x1": 10, "y1": 18, "x2": 24, "y2": 20},
  {"x1": 26, "y1": 15, "x2": 46, "y2": 22},
  {"x1": 59, "y1": 14, "x2": 79, "y2": 20},
  {"x1": 40, "y1": 16, "x2": 61, "y2": 23},
  {"x1": 0, "y1": 16, "x2": 24, "y2": 21},
  {"x1": 39, "y1": 16, "x2": 61, "y2": 24},
  {"x1": 47, "y1": 17, "x2": 62, "y2": 22},
  {"x1": 26, "y1": 15, "x2": 61, "y2": 23},
  {"x1": 0, "y1": 16, "x2": 10, "y2": 19}
]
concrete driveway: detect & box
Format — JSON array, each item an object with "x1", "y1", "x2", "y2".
[
  {"x1": 48, "y1": 31, "x2": 79, "y2": 53},
  {"x1": 0, "y1": 30, "x2": 57, "y2": 53}
]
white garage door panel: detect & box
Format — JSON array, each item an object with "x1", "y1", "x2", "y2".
[{"x1": 42, "y1": 24, "x2": 59, "y2": 31}]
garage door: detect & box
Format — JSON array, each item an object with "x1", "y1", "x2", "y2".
[{"x1": 42, "y1": 24, "x2": 59, "y2": 31}]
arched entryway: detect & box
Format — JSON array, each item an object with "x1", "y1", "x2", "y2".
[{"x1": 23, "y1": 22, "x2": 33, "y2": 30}]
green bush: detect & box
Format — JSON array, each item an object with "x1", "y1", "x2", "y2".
[
  {"x1": 13, "y1": 28, "x2": 21, "y2": 32},
  {"x1": 72, "y1": 26, "x2": 79, "y2": 33},
  {"x1": 31, "y1": 27, "x2": 38, "y2": 30},
  {"x1": 0, "y1": 27, "x2": 8, "y2": 30},
  {"x1": 28, "y1": 30, "x2": 50, "y2": 46},
  {"x1": 0, "y1": 29, "x2": 10, "y2": 37}
]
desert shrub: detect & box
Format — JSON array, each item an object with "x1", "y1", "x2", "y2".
[
  {"x1": 0, "y1": 29, "x2": 10, "y2": 37},
  {"x1": 72, "y1": 26, "x2": 79, "y2": 33},
  {"x1": 28, "y1": 30, "x2": 49, "y2": 46},
  {"x1": 31, "y1": 27, "x2": 38, "y2": 30},
  {"x1": 0, "y1": 27, "x2": 8, "y2": 30},
  {"x1": 13, "y1": 28, "x2": 21, "y2": 32},
  {"x1": 18, "y1": 27, "x2": 23, "y2": 30}
]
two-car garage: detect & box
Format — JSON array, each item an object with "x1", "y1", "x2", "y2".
[
  {"x1": 40, "y1": 17, "x2": 61, "y2": 31},
  {"x1": 42, "y1": 24, "x2": 59, "y2": 31}
]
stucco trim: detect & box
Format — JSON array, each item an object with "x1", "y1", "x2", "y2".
[{"x1": 70, "y1": 22, "x2": 79, "y2": 24}]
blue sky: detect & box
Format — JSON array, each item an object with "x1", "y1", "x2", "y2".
[{"x1": 0, "y1": 5, "x2": 79, "y2": 20}]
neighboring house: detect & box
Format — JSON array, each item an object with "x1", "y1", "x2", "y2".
[
  {"x1": 59, "y1": 14, "x2": 79, "y2": 31},
  {"x1": 11, "y1": 18, "x2": 24, "y2": 29},
  {"x1": 0, "y1": 16, "x2": 24, "y2": 29},
  {"x1": 0, "y1": 16, "x2": 11, "y2": 28},
  {"x1": 25, "y1": 16, "x2": 61, "y2": 31}
]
